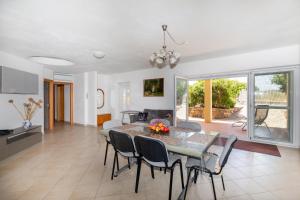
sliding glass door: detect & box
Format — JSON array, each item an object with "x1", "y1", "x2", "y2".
[
  {"x1": 175, "y1": 76, "x2": 188, "y2": 123},
  {"x1": 251, "y1": 71, "x2": 292, "y2": 142}
]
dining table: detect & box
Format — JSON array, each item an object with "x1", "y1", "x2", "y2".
[{"x1": 99, "y1": 123, "x2": 220, "y2": 200}]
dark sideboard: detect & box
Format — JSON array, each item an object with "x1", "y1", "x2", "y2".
[{"x1": 0, "y1": 126, "x2": 42, "y2": 161}]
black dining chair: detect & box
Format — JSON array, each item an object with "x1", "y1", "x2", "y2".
[
  {"x1": 109, "y1": 130, "x2": 138, "y2": 180},
  {"x1": 134, "y1": 135, "x2": 184, "y2": 200},
  {"x1": 103, "y1": 120, "x2": 122, "y2": 166},
  {"x1": 184, "y1": 135, "x2": 237, "y2": 200}
]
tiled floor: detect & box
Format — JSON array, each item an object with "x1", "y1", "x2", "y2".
[{"x1": 0, "y1": 123, "x2": 300, "y2": 200}]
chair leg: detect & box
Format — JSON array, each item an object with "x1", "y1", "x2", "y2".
[
  {"x1": 183, "y1": 168, "x2": 192, "y2": 200},
  {"x1": 242, "y1": 122, "x2": 247, "y2": 131},
  {"x1": 128, "y1": 157, "x2": 131, "y2": 169},
  {"x1": 111, "y1": 152, "x2": 117, "y2": 180},
  {"x1": 221, "y1": 175, "x2": 225, "y2": 191},
  {"x1": 168, "y1": 168, "x2": 174, "y2": 200},
  {"x1": 264, "y1": 122, "x2": 272, "y2": 135},
  {"x1": 116, "y1": 153, "x2": 120, "y2": 171},
  {"x1": 135, "y1": 159, "x2": 142, "y2": 193},
  {"x1": 104, "y1": 141, "x2": 109, "y2": 165},
  {"x1": 151, "y1": 166, "x2": 155, "y2": 179},
  {"x1": 193, "y1": 169, "x2": 199, "y2": 184},
  {"x1": 210, "y1": 173, "x2": 217, "y2": 200},
  {"x1": 179, "y1": 161, "x2": 184, "y2": 189}
]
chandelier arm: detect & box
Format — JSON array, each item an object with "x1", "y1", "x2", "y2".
[
  {"x1": 163, "y1": 28, "x2": 166, "y2": 48},
  {"x1": 166, "y1": 29, "x2": 186, "y2": 46}
]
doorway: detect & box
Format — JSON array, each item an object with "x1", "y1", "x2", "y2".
[
  {"x1": 44, "y1": 79, "x2": 54, "y2": 130},
  {"x1": 175, "y1": 67, "x2": 296, "y2": 145},
  {"x1": 251, "y1": 71, "x2": 292, "y2": 143},
  {"x1": 176, "y1": 76, "x2": 248, "y2": 140},
  {"x1": 54, "y1": 82, "x2": 74, "y2": 126},
  {"x1": 118, "y1": 82, "x2": 131, "y2": 122}
]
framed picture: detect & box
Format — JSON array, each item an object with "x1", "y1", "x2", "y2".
[{"x1": 143, "y1": 78, "x2": 164, "y2": 97}]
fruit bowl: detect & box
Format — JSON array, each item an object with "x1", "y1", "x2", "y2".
[{"x1": 148, "y1": 120, "x2": 170, "y2": 134}]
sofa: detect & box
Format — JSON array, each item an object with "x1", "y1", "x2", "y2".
[{"x1": 130, "y1": 109, "x2": 174, "y2": 126}]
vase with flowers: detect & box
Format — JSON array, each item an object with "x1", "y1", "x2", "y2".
[
  {"x1": 148, "y1": 119, "x2": 170, "y2": 134},
  {"x1": 8, "y1": 98, "x2": 43, "y2": 129}
]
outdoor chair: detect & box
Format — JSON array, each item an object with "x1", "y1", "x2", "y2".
[{"x1": 232, "y1": 105, "x2": 271, "y2": 134}]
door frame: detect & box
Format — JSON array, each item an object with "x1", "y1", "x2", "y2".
[
  {"x1": 54, "y1": 81, "x2": 74, "y2": 126},
  {"x1": 174, "y1": 75, "x2": 189, "y2": 126},
  {"x1": 175, "y1": 65, "x2": 299, "y2": 147},
  {"x1": 249, "y1": 68, "x2": 296, "y2": 146},
  {"x1": 184, "y1": 73, "x2": 250, "y2": 139},
  {"x1": 44, "y1": 79, "x2": 54, "y2": 130}
]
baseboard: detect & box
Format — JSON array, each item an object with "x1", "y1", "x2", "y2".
[{"x1": 74, "y1": 123, "x2": 97, "y2": 127}]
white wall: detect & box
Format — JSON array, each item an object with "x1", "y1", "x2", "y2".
[
  {"x1": 74, "y1": 71, "x2": 97, "y2": 126},
  {"x1": 64, "y1": 85, "x2": 70, "y2": 122},
  {"x1": 43, "y1": 68, "x2": 54, "y2": 80},
  {"x1": 54, "y1": 74, "x2": 73, "y2": 82},
  {"x1": 109, "y1": 68, "x2": 174, "y2": 119},
  {"x1": 97, "y1": 74, "x2": 112, "y2": 115},
  {"x1": 87, "y1": 71, "x2": 97, "y2": 126},
  {"x1": 0, "y1": 51, "x2": 44, "y2": 130},
  {"x1": 74, "y1": 73, "x2": 86, "y2": 125}
]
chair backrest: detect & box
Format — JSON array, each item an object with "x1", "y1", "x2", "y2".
[
  {"x1": 219, "y1": 135, "x2": 237, "y2": 168},
  {"x1": 109, "y1": 130, "x2": 136, "y2": 156},
  {"x1": 134, "y1": 136, "x2": 169, "y2": 166},
  {"x1": 149, "y1": 119, "x2": 171, "y2": 127},
  {"x1": 103, "y1": 120, "x2": 122, "y2": 130},
  {"x1": 176, "y1": 121, "x2": 201, "y2": 132},
  {"x1": 254, "y1": 105, "x2": 269, "y2": 125}
]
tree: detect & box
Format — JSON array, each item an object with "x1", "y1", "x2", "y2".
[
  {"x1": 189, "y1": 81, "x2": 204, "y2": 107},
  {"x1": 189, "y1": 79, "x2": 246, "y2": 109},
  {"x1": 271, "y1": 74, "x2": 288, "y2": 93}
]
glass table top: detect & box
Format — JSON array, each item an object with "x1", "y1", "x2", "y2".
[{"x1": 100, "y1": 124, "x2": 219, "y2": 158}]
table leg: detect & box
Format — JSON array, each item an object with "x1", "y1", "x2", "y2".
[
  {"x1": 114, "y1": 157, "x2": 136, "y2": 177},
  {"x1": 177, "y1": 169, "x2": 195, "y2": 200}
]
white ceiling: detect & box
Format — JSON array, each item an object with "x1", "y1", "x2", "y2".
[{"x1": 0, "y1": 0, "x2": 300, "y2": 74}]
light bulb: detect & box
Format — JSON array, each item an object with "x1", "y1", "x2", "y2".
[
  {"x1": 156, "y1": 57, "x2": 164, "y2": 64},
  {"x1": 150, "y1": 54, "x2": 156, "y2": 62},
  {"x1": 169, "y1": 56, "x2": 177, "y2": 65}
]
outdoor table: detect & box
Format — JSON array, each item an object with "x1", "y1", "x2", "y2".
[{"x1": 99, "y1": 123, "x2": 220, "y2": 200}]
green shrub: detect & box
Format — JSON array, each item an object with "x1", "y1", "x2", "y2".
[{"x1": 189, "y1": 79, "x2": 246, "y2": 109}]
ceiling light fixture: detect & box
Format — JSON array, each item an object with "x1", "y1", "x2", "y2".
[
  {"x1": 29, "y1": 56, "x2": 74, "y2": 66},
  {"x1": 150, "y1": 25, "x2": 185, "y2": 69},
  {"x1": 93, "y1": 51, "x2": 105, "y2": 59}
]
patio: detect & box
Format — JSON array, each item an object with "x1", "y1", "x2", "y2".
[{"x1": 189, "y1": 117, "x2": 248, "y2": 140}]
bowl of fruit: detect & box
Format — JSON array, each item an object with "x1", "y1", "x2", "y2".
[{"x1": 148, "y1": 119, "x2": 170, "y2": 134}]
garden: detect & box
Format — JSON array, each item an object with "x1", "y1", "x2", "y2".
[{"x1": 188, "y1": 79, "x2": 246, "y2": 119}]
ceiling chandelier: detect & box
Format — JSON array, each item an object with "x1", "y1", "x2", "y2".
[{"x1": 150, "y1": 25, "x2": 185, "y2": 69}]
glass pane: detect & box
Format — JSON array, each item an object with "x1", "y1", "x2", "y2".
[
  {"x1": 176, "y1": 78, "x2": 188, "y2": 121},
  {"x1": 253, "y1": 72, "x2": 290, "y2": 142},
  {"x1": 254, "y1": 73, "x2": 288, "y2": 107}
]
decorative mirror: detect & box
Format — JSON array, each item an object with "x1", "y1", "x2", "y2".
[{"x1": 97, "y1": 88, "x2": 104, "y2": 109}]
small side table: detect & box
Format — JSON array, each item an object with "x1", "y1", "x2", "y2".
[
  {"x1": 120, "y1": 110, "x2": 140, "y2": 124},
  {"x1": 97, "y1": 113, "x2": 112, "y2": 127}
]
